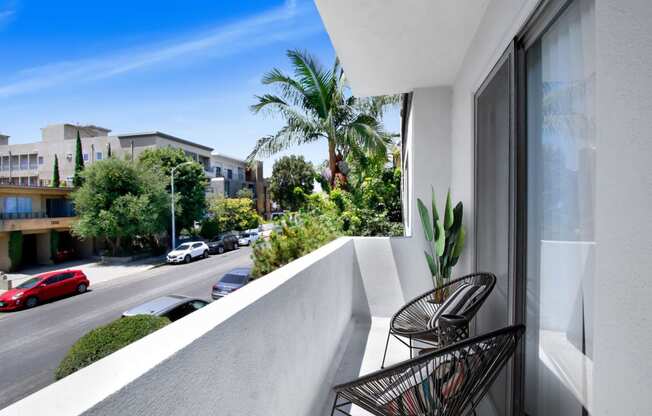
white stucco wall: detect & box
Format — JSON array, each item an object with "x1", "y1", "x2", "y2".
[
  {"x1": 593, "y1": 1, "x2": 652, "y2": 414},
  {"x1": 0, "y1": 238, "x2": 370, "y2": 416},
  {"x1": 391, "y1": 87, "x2": 453, "y2": 301}
]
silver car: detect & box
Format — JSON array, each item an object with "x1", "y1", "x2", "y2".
[{"x1": 122, "y1": 295, "x2": 208, "y2": 322}]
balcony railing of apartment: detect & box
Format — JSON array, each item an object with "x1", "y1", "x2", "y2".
[
  {"x1": 0, "y1": 211, "x2": 76, "y2": 220},
  {"x1": 0, "y1": 236, "x2": 460, "y2": 416}
]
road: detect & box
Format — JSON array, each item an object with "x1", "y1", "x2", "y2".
[{"x1": 0, "y1": 247, "x2": 252, "y2": 410}]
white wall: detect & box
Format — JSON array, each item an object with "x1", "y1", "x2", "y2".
[
  {"x1": 392, "y1": 87, "x2": 453, "y2": 301},
  {"x1": 593, "y1": 0, "x2": 652, "y2": 414},
  {"x1": 0, "y1": 238, "x2": 368, "y2": 416}
]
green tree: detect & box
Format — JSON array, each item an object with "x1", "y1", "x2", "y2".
[
  {"x1": 71, "y1": 158, "x2": 169, "y2": 256},
  {"x1": 204, "y1": 196, "x2": 261, "y2": 235},
  {"x1": 73, "y1": 130, "x2": 84, "y2": 187},
  {"x1": 236, "y1": 187, "x2": 254, "y2": 199},
  {"x1": 269, "y1": 155, "x2": 315, "y2": 211},
  {"x1": 248, "y1": 49, "x2": 396, "y2": 188},
  {"x1": 138, "y1": 148, "x2": 208, "y2": 234},
  {"x1": 52, "y1": 154, "x2": 61, "y2": 188}
]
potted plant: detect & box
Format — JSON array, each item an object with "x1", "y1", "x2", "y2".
[{"x1": 417, "y1": 188, "x2": 465, "y2": 302}]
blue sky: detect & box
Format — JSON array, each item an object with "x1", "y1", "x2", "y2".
[{"x1": 0, "y1": 0, "x2": 399, "y2": 176}]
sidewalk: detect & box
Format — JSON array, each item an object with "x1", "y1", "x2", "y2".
[{"x1": 2, "y1": 256, "x2": 165, "y2": 292}]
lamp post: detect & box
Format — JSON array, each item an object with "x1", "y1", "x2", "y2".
[{"x1": 170, "y1": 161, "x2": 193, "y2": 250}]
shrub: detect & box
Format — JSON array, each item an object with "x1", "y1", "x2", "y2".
[
  {"x1": 50, "y1": 230, "x2": 60, "y2": 262},
  {"x1": 251, "y1": 213, "x2": 339, "y2": 278},
  {"x1": 8, "y1": 231, "x2": 22, "y2": 271},
  {"x1": 55, "y1": 315, "x2": 170, "y2": 380}
]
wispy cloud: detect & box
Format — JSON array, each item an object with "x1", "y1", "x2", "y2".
[{"x1": 0, "y1": 0, "x2": 318, "y2": 98}]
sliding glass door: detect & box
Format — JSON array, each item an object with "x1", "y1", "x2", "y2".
[
  {"x1": 475, "y1": 43, "x2": 517, "y2": 416},
  {"x1": 523, "y1": 0, "x2": 595, "y2": 414}
]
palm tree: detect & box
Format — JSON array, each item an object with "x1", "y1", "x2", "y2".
[{"x1": 248, "y1": 49, "x2": 395, "y2": 187}]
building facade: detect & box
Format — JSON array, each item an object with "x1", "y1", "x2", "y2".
[
  {"x1": 0, "y1": 124, "x2": 213, "y2": 187},
  {"x1": 207, "y1": 153, "x2": 267, "y2": 215},
  {"x1": 0, "y1": 185, "x2": 88, "y2": 271}
]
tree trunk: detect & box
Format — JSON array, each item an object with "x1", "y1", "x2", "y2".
[{"x1": 327, "y1": 138, "x2": 337, "y2": 188}]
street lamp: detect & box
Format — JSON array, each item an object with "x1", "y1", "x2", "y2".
[{"x1": 170, "y1": 161, "x2": 193, "y2": 250}]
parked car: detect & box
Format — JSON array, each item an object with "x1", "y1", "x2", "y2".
[
  {"x1": 259, "y1": 223, "x2": 282, "y2": 240},
  {"x1": 122, "y1": 295, "x2": 208, "y2": 322},
  {"x1": 167, "y1": 241, "x2": 209, "y2": 264},
  {"x1": 0, "y1": 269, "x2": 89, "y2": 311},
  {"x1": 212, "y1": 268, "x2": 252, "y2": 299},
  {"x1": 237, "y1": 232, "x2": 251, "y2": 246},
  {"x1": 247, "y1": 229, "x2": 260, "y2": 242},
  {"x1": 207, "y1": 233, "x2": 239, "y2": 254}
]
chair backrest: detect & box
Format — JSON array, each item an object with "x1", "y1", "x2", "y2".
[
  {"x1": 334, "y1": 325, "x2": 524, "y2": 416},
  {"x1": 441, "y1": 272, "x2": 496, "y2": 320}
]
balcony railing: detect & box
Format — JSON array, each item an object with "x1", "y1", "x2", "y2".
[{"x1": 0, "y1": 211, "x2": 76, "y2": 220}]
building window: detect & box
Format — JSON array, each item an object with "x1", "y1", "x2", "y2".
[
  {"x1": 38, "y1": 156, "x2": 44, "y2": 165},
  {"x1": 237, "y1": 167, "x2": 244, "y2": 181},
  {"x1": 523, "y1": 1, "x2": 595, "y2": 415},
  {"x1": 96, "y1": 152, "x2": 103, "y2": 161},
  {"x1": 19, "y1": 155, "x2": 28, "y2": 170},
  {"x1": 215, "y1": 166, "x2": 222, "y2": 177},
  {"x1": 83, "y1": 153, "x2": 89, "y2": 161},
  {"x1": 224, "y1": 180, "x2": 230, "y2": 196},
  {"x1": 227, "y1": 169, "x2": 233, "y2": 180},
  {"x1": 4, "y1": 196, "x2": 32, "y2": 214}
]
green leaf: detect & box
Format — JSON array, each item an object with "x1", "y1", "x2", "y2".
[
  {"x1": 435, "y1": 219, "x2": 445, "y2": 257},
  {"x1": 452, "y1": 202, "x2": 463, "y2": 232},
  {"x1": 431, "y1": 186, "x2": 439, "y2": 222},
  {"x1": 417, "y1": 198, "x2": 433, "y2": 241},
  {"x1": 444, "y1": 189, "x2": 454, "y2": 230},
  {"x1": 424, "y1": 251, "x2": 437, "y2": 276},
  {"x1": 452, "y1": 227, "x2": 465, "y2": 258}
]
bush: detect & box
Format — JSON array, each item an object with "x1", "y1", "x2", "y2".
[
  {"x1": 55, "y1": 315, "x2": 170, "y2": 380},
  {"x1": 251, "y1": 213, "x2": 338, "y2": 278},
  {"x1": 8, "y1": 231, "x2": 22, "y2": 271}
]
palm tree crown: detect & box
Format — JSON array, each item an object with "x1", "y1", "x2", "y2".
[{"x1": 248, "y1": 49, "x2": 395, "y2": 187}]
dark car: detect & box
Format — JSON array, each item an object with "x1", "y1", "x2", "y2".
[
  {"x1": 207, "y1": 233, "x2": 239, "y2": 254},
  {"x1": 122, "y1": 295, "x2": 208, "y2": 322},
  {"x1": 212, "y1": 268, "x2": 251, "y2": 299}
]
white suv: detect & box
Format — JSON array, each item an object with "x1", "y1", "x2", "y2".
[{"x1": 167, "y1": 241, "x2": 209, "y2": 264}]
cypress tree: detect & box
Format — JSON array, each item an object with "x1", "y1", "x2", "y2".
[
  {"x1": 107, "y1": 143, "x2": 112, "y2": 158},
  {"x1": 52, "y1": 155, "x2": 60, "y2": 188},
  {"x1": 73, "y1": 130, "x2": 84, "y2": 187}
]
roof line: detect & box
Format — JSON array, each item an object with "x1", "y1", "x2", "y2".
[{"x1": 116, "y1": 131, "x2": 213, "y2": 152}]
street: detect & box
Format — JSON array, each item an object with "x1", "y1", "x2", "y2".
[{"x1": 0, "y1": 247, "x2": 252, "y2": 410}]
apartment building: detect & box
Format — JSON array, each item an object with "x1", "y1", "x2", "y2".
[
  {"x1": 208, "y1": 153, "x2": 267, "y2": 215},
  {"x1": 0, "y1": 124, "x2": 213, "y2": 187},
  {"x1": 0, "y1": 185, "x2": 88, "y2": 271}
]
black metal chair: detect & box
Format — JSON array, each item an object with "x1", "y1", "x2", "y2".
[
  {"x1": 382, "y1": 272, "x2": 496, "y2": 368},
  {"x1": 331, "y1": 324, "x2": 524, "y2": 416}
]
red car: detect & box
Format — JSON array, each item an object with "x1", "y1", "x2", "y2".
[{"x1": 0, "y1": 269, "x2": 89, "y2": 311}]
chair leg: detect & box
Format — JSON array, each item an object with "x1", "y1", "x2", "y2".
[
  {"x1": 331, "y1": 393, "x2": 353, "y2": 416},
  {"x1": 381, "y1": 329, "x2": 392, "y2": 369}
]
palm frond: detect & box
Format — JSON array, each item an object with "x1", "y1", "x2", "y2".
[
  {"x1": 250, "y1": 94, "x2": 288, "y2": 114},
  {"x1": 261, "y1": 68, "x2": 309, "y2": 108},
  {"x1": 287, "y1": 49, "x2": 333, "y2": 118}
]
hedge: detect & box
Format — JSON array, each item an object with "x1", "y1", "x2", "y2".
[
  {"x1": 55, "y1": 315, "x2": 170, "y2": 380},
  {"x1": 8, "y1": 231, "x2": 22, "y2": 271},
  {"x1": 50, "y1": 230, "x2": 59, "y2": 262}
]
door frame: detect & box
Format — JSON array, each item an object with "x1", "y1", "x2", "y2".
[{"x1": 473, "y1": 39, "x2": 520, "y2": 415}]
